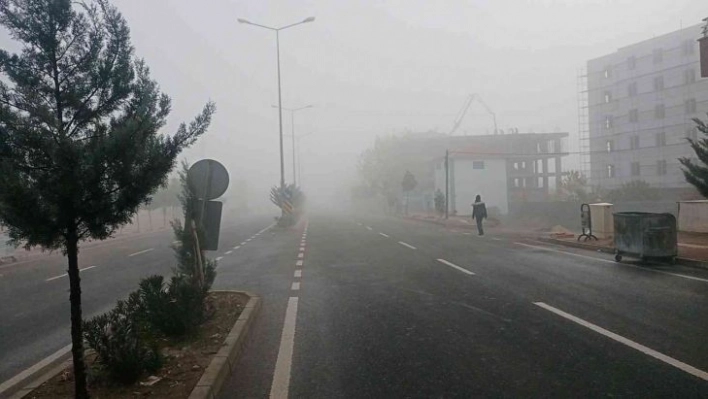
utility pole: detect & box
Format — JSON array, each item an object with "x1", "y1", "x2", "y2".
[{"x1": 445, "y1": 150, "x2": 449, "y2": 219}]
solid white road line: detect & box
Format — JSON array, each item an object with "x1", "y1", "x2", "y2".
[
  {"x1": 216, "y1": 256, "x2": 223, "y2": 261},
  {"x1": 518, "y1": 242, "x2": 708, "y2": 283},
  {"x1": 379, "y1": 232, "x2": 390, "y2": 238},
  {"x1": 0, "y1": 343, "x2": 72, "y2": 395},
  {"x1": 45, "y1": 266, "x2": 97, "y2": 282},
  {"x1": 437, "y1": 259, "x2": 475, "y2": 275},
  {"x1": 298, "y1": 253, "x2": 304, "y2": 258},
  {"x1": 270, "y1": 297, "x2": 299, "y2": 398},
  {"x1": 225, "y1": 250, "x2": 233, "y2": 255},
  {"x1": 534, "y1": 302, "x2": 708, "y2": 381},
  {"x1": 398, "y1": 241, "x2": 416, "y2": 250},
  {"x1": 291, "y1": 282, "x2": 300, "y2": 290},
  {"x1": 128, "y1": 248, "x2": 154, "y2": 257},
  {"x1": 296, "y1": 260, "x2": 303, "y2": 266},
  {"x1": 294, "y1": 270, "x2": 302, "y2": 278}
]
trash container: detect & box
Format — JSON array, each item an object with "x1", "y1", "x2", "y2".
[{"x1": 613, "y1": 212, "x2": 677, "y2": 263}]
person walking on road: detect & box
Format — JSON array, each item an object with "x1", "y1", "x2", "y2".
[{"x1": 471, "y1": 194, "x2": 487, "y2": 236}]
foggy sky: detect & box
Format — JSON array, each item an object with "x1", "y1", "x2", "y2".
[{"x1": 3, "y1": 0, "x2": 706, "y2": 208}]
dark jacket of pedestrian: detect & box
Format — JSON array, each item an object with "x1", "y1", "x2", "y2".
[{"x1": 472, "y1": 195, "x2": 487, "y2": 236}]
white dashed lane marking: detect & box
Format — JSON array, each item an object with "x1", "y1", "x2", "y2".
[
  {"x1": 379, "y1": 233, "x2": 389, "y2": 238},
  {"x1": 225, "y1": 250, "x2": 233, "y2": 255},
  {"x1": 294, "y1": 270, "x2": 302, "y2": 278},
  {"x1": 46, "y1": 266, "x2": 97, "y2": 282},
  {"x1": 216, "y1": 256, "x2": 223, "y2": 261},
  {"x1": 128, "y1": 248, "x2": 154, "y2": 257},
  {"x1": 296, "y1": 260, "x2": 303, "y2": 266},
  {"x1": 291, "y1": 282, "x2": 300, "y2": 290},
  {"x1": 437, "y1": 259, "x2": 475, "y2": 275},
  {"x1": 398, "y1": 241, "x2": 416, "y2": 250}
]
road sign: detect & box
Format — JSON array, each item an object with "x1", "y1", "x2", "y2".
[
  {"x1": 187, "y1": 159, "x2": 229, "y2": 200},
  {"x1": 197, "y1": 200, "x2": 223, "y2": 251}
]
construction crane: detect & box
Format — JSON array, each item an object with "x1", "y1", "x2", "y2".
[{"x1": 448, "y1": 94, "x2": 499, "y2": 135}]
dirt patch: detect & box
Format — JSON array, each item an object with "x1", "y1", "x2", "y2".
[{"x1": 28, "y1": 291, "x2": 248, "y2": 398}]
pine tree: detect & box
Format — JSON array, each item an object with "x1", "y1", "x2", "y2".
[
  {"x1": 0, "y1": 1, "x2": 215, "y2": 397},
  {"x1": 680, "y1": 117, "x2": 708, "y2": 197}
]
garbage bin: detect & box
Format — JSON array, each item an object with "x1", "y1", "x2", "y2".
[{"x1": 613, "y1": 212, "x2": 677, "y2": 263}]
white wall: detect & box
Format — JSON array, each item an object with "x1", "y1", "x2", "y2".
[
  {"x1": 434, "y1": 158, "x2": 508, "y2": 215},
  {"x1": 678, "y1": 201, "x2": 708, "y2": 233}
]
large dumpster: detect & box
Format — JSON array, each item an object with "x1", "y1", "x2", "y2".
[{"x1": 613, "y1": 212, "x2": 677, "y2": 263}]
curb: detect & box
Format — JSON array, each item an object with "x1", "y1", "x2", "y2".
[
  {"x1": 538, "y1": 237, "x2": 708, "y2": 270},
  {"x1": 2, "y1": 291, "x2": 261, "y2": 399},
  {"x1": 188, "y1": 291, "x2": 261, "y2": 399}
]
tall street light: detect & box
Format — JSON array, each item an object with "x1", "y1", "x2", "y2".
[
  {"x1": 238, "y1": 16, "x2": 315, "y2": 190},
  {"x1": 272, "y1": 104, "x2": 313, "y2": 186}
]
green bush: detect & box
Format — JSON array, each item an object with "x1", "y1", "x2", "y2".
[
  {"x1": 83, "y1": 293, "x2": 161, "y2": 385},
  {"x1": 139, "y1": 274, "x2": 208, "y2": 337}
]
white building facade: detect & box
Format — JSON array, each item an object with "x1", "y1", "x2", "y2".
[{"x1": 586, "y1": 24, "x2": 708, "y2": 196}]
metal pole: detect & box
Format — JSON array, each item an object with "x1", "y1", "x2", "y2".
[
  {"x1": 276, "y1": 30, "x2": 285, "y2": 190},
  {"x1": 445, "y1": 150, "x2": 449, "y2": 219},
  {"x1": 291, "y1": 111, "x2": 297, "y2": 186}
]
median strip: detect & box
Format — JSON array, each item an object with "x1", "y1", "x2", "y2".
[
  {"x1": 437, "y1": 259, "x2": 475, "y2": 275},
  {"x1": 534, "y1": 302, "x2": 708, "y2": 382}
]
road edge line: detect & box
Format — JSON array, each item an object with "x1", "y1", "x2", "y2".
[{"x1": 534, "y1": 302, "x2": 708, "y2": 382}]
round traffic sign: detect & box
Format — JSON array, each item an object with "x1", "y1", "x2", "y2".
[{"x1": 187, "y1": 159, "x2": 229, "y2": 200}]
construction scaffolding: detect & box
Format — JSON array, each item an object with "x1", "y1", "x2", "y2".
[{"x1": 577, "y1": 67, "x2": 591, "y2": 182}]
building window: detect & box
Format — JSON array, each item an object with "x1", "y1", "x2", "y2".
[
  {"x1": 606, "y1": 140, "x2": 614, "y2": 153},
  {"x1": 656, "y1": 132, "x2": 666, "y2": 147},
  {"x1": 687, "y1": 127, "x2": 698, "y2": 142},
  {"x1": 654, "y1": 104, "x2": 665, "y2": 119},
  {"x1": 628, "y1": 82, "x2": 637, "y2": 97},
  {"x1": 627, "y1": 56, "x2": 636, "y2": 70},
  {"x1": 685, "y1": 69, "x2": 696, "y2": 85},
  {"x1": 604, "y1": 91, "x2": 612, "y2": 103},
  {"x1": 653, "y1": 48, "x2": 663, "y2": 64},
  {"x1": 514, "y1": 178, "x2": 520, "y2": 188},
  {"x1": 605, "y1": 115, "x2": 613, "y2": 129},
  {"x1": 631, "y1": 162, "x2": 640, "y2": 176},
  {"x1": 606, "y1": 164, "x2": 615, "y2": 178},
  {"x1": 630, "y1": 135, "x2": 640, "y2": 150},
  {"x1": 685, "y1": 98, "x2": 697, "y2": 114},
  {"x1": 629, "y1": 109, "x2": 638, "y2": 123},
  {"x1": 657, "y1": 160, "x2": 667, "y2": 176},
  {"x1": 472, "y1": 161, "x2": 485, "y2": 170},
  {"x1": 653, "y1": 75, "x2": 664, "y2": 91},
  {"x1": 683, "y1": 39, "x2": 695, "y2": 56},
  {"x1": 603, "y1": 66, "x2": 611, "y2": 78}
]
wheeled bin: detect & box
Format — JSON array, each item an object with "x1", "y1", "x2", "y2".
[{"x1": 613, "y1": 212, "x2": 677, "y2": 263}]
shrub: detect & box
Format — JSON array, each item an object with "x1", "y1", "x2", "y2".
[
  {"x1": 139, "y1": 274, "x2": 209, "y2": 337},
  {"x1": 83, "y1": 293, "x2": 161, "y2": 385}
]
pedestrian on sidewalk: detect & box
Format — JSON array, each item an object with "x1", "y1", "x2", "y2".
[{"x1": 471, "y1": 194, "x2": 487, "y2": 236}]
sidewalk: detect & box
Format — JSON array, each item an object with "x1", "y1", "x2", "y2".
[{"x1": 540, "y1": 231, "x2": 708, "y2": 269}]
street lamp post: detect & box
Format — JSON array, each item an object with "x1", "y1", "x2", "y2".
[
  {"x1": 285, "y1": 132, "x2": 315, "y2": 188},
  {"x1": 272, "y1": 105, "x2": 313, "y2": 186},
  {"x1": 238, "y1": 16, "x2": 315, "y2": 190}
]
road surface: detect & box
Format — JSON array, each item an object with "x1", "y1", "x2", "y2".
[
  {"x1": 3, "y1": 213, "x2": 708, "y2": 398},
  {"x1": 215, "y1": 213, "x2": 708, "y2": 398}
]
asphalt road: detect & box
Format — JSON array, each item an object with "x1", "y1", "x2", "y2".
[
  {"x1": 0, "y1": 213, "x2": 276, "y2": 386},
  {"x1": 216, "y1": 213, "x2": 708, "y2": 398}
]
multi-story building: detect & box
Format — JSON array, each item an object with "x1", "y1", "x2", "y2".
[{"x1": 585, "y1": 24, "x2": 708, "y2": 198}]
